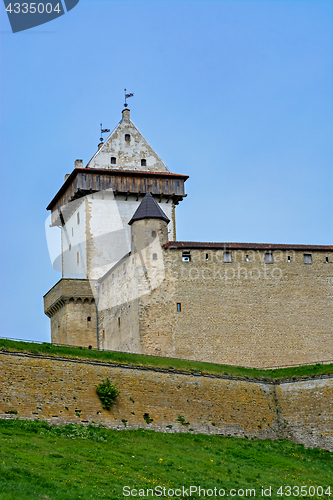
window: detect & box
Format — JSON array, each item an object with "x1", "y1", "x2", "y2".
[
  {"x1": 304, "y1": 254, "x2": 312, "y2": 264},
  {"x1": 287, "y1": 256, "x2": 291, "y2": 263},
  {"x1": 224, "y1": 251, "x2": 232, "y2": 263},
  {"x1": 69, "y1": 244, "x2": 71, "y2": 251},
  {"x1": 123, "y1": 263, "x2": 126, "y2": 274},
  {"x1": 102, "y1": 283, "x2": 104, "y2": 293},
  {"x1": 72, "y1": 228, "x2": 74, "y2": 237},
  {"x1": 326, "y1": 257, "x2": 329, "y2": 263},
  {"x1": 177, "y1": 303, "x2": 181, "y2": 312},
  {"x1": 111, "y1": 157, "x2": 116, "y2": 165},
  {"x1": 112, "y1": 273, "x2": 115, "y2": 284},
  {"x1": 205, "y1": 253, "x2": 209, "y2": 261},
  {"x1": 245, "y1": 255, "x2": 249, "y2": 262},
  {"x1": 153, "y1": 253, "x2": 158, "y2": 261},
  {"x1": 125, "y1": 134, "x2": 130, "y2": 142},
  {"x1": 265, "y1": 253, "x2": 273, "y2": 264},
  {"x1": 87, "y1": 316, "x2": 91, "y2": 322},
  {"x1": 152, "y1": 230, "x2": 157, "y2": 238},
  {"x1": 77, "y1": 251, "x2": 79, "y2": 265},
  {"x1": 182, "y1": 251, "x2": 191, "y2": 262},
  {"x1": 77, "y1": 212, "x2": 80, "y2": 225},
  {"x1": 118, "y1": 317, "x2": 121, "y2": 327},
  {"x1": 141, "y1": 159, "x2": 146, "y2": 167}
]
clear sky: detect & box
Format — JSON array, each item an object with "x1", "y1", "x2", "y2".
[{"x1": 0, "y1": 0, "x2": 332, "y2": 342}]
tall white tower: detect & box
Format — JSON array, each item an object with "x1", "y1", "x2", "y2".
[{"x1": 44, "y1": 108, "x2": 188, "y2": 347}]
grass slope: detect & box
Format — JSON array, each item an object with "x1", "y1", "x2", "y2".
[
  {"x1": 1, "y1": 338, "x2": 333, "y2": 381},
  {"x1": 0, "y1": 420, "x2": 332, "y2": 500}
]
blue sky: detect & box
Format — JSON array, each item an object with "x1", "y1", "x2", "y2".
[{"x1": 0, "y1": 0, "x2": 332, "y2": 342}]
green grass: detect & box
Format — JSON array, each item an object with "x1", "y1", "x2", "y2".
[
  {"x1": 0, "y1": 419, "x2": 332, "y2": 500},
  {"x1": 1, "y1": 338, "x2": 332, "y2": 381}
]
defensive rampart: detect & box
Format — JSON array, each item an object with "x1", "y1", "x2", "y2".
[{"x1": 0, "y1": 351, "x2": 332, "y2": 451}]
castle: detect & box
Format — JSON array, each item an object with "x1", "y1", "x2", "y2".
[{"x1": 44, "y1": 108, "x2": 333, "y2": 369}]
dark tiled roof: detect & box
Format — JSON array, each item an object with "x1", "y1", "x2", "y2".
[
  {"x1": 164, "y1": 241, "x2": 333, "y2": 251},
  {"x1": 128, "y1": 192, "x2": 170, "y2": 225}
]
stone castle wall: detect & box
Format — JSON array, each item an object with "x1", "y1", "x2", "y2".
[
  {"x1": 99, "y1": 247, "x2": 333, "y2": 368},
  {"x1": 0, "y1": 351, "x2": 332, "y2": 451}
]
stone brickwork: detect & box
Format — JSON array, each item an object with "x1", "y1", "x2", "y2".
[
  {"x1": 44, "y1": 279, "x2": 97, "y2": 348},
  {"x1": 0, "y1": 351, "x2": 332, "y2": 451},
  {"x1": 99, "y1": 240, "x2": 333, "y2": 368}
]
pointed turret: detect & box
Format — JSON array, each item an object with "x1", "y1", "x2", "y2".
[{"x1": 128, "y1": 193, "x2": 170, "y2": 225}]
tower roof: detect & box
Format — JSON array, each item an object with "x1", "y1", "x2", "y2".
[{"x1": 128, "y1": 193, "x2": 170, "y2": 225}]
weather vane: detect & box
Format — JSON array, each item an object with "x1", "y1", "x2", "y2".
[
  {"x1": 124, "y1": 88, "x2": 134, "y2": 108},
  {"x1": 99, "y1": 123, "x2": 110, "y2": 143}
]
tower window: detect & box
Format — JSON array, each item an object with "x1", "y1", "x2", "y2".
[
  {"x1": 304, "y1": 254, "x2": 312, "y2": 264},
  {"x1": 224, "y1": 251, "x2": 232, "y2": 263},
  {"x1": 153, "y1": 253, "x2": 158, "y2": 261},
  {"x1": 125, "y1": 134, "x2": 130, "y2": 142},
  {"x1": 182, "y1": 251, "x2": 191, "y2": 262},
  {"x1": 111, "y1": 157, "x2": 116, "y2": 165},
  {"x1": 177, "y1": 303, "x2": 182, "y2": 312},
  {"x1": 264, "y1": 253, "x2": 273, "y2": 264},
  {"x1": 112, "y1": 273, "x2": 115, "y2": 284},
  {"x1": 246, "y1": 255, "x2": 249, "y2": 262},
  {"x1": 77, "y1": 252, "x2": 79, "y2": 265},
  {"x1": 87, "y1": 316, "x2": 91, "y2": 322},
  {"x1": 123, "y1": 263, "x2": 126, "y2": 274},
  {"x1": 69, "y1": 244, "x2": 71, "y2": 251},
  {"x1": 206, "y1": 253, "x2": 209, "y2": 261},
  {"x1": 77, "y1": 212, "x2": 80, "y2": 225},
  {"x1": 287, "y1": 256, "x2": 291, "y2": 263},
  {"x1": 326, "y1": 257, "x2": 329, "y2": 263},
  {"x1": 152, "y1": 230, "x2": 157, "y2": 238},
  {"x1": 118, "y1": 317, "x2": 121, "y2": 327},
  {"x1": 141, "y1": 159, "x2": 146, "y2": 167}
]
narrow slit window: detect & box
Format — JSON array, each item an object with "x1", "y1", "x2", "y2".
[
  {"x1": 224, "y1": 251, "x2": 232, "y2": 263},
  {"x1": 123, "y1": 263, "x2": 126, "y2": 274},
  {"x1": 153, "y1": 253, "x2": 158, "y2": 261},
  {"x1": 112, "y1": 273, "x2": 115, "y2": 284},
  {"x1": 245, "y1": 255, "x2": 249, "y2": 262},
  {"x1": 264, "y1": 253, "x2": 273, "y2": 264},
  {"x1": 182, "y1": 251, "x2": 191, "y2": 262},
  {"x1": 177, "y1": 303, "x2": 181, "y2": 312},
  {"x1": 77, "y1": 251, "x2": 79, "y2": 265},
  {"x1": 87, "y1": 316, "x2": 91, "y2": 322},
  {"x1": 325, "y1": 257, "x2": 329, "y2": 263},
  {"x1": 72, "y1": 228, "x2": 74, "y2": 237},
  {"x1": 205, "y1": 253, "x2": 209, "y2": 261},
  {"x1": 125, "y1": 134, "x2": 130, "y2": 142},
  {"x1": 141, "y1": 159, "x2": 146, "y2": 167},
  {"x1": 287, "y1": 256, "x2": 291, "y2": 262},
  {"x1": 102, "y1": 283, "x2": 104, "y2": 293},
  {"x1": 304, "y1": 254, "x2": 312, "y2": 264},
  {"x1": 69, "y1": 244, "x2": 71, "y2": 251},
  {"x1": 118, "y1": 317, "x2": 121, "y2": 327},
  {"x1": 77, "y1": 212, "x2": 80, "y2": 225},
  {"x1": 111, "y1": 157, "x2": 116, "y2": 165}
]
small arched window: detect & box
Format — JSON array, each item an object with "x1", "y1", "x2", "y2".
[
  {"x1": 141, "y1": 159, "x2": 146, "y2": 167},
  {"x1": 111, "y1": 157, "x2": 116, "y2": 164},
  {"x1": 125, "y1": 134, "x2": 130, "y2": 142}
]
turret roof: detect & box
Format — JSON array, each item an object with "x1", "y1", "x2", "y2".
[{"x1": 128, "y1": 192, "x2": 170, "y2": 225}]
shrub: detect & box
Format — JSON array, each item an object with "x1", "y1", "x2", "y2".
[{"x1": 95, "y1": 378, "x2": 120, "y2": 410}]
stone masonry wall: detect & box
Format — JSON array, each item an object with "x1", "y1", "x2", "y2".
[
  {"x1": 139, "y1": 248, "x2": 333, "y2": 368},
  {"x1": 0, "y1": 351, "x2": 332, "y2": 451}
]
